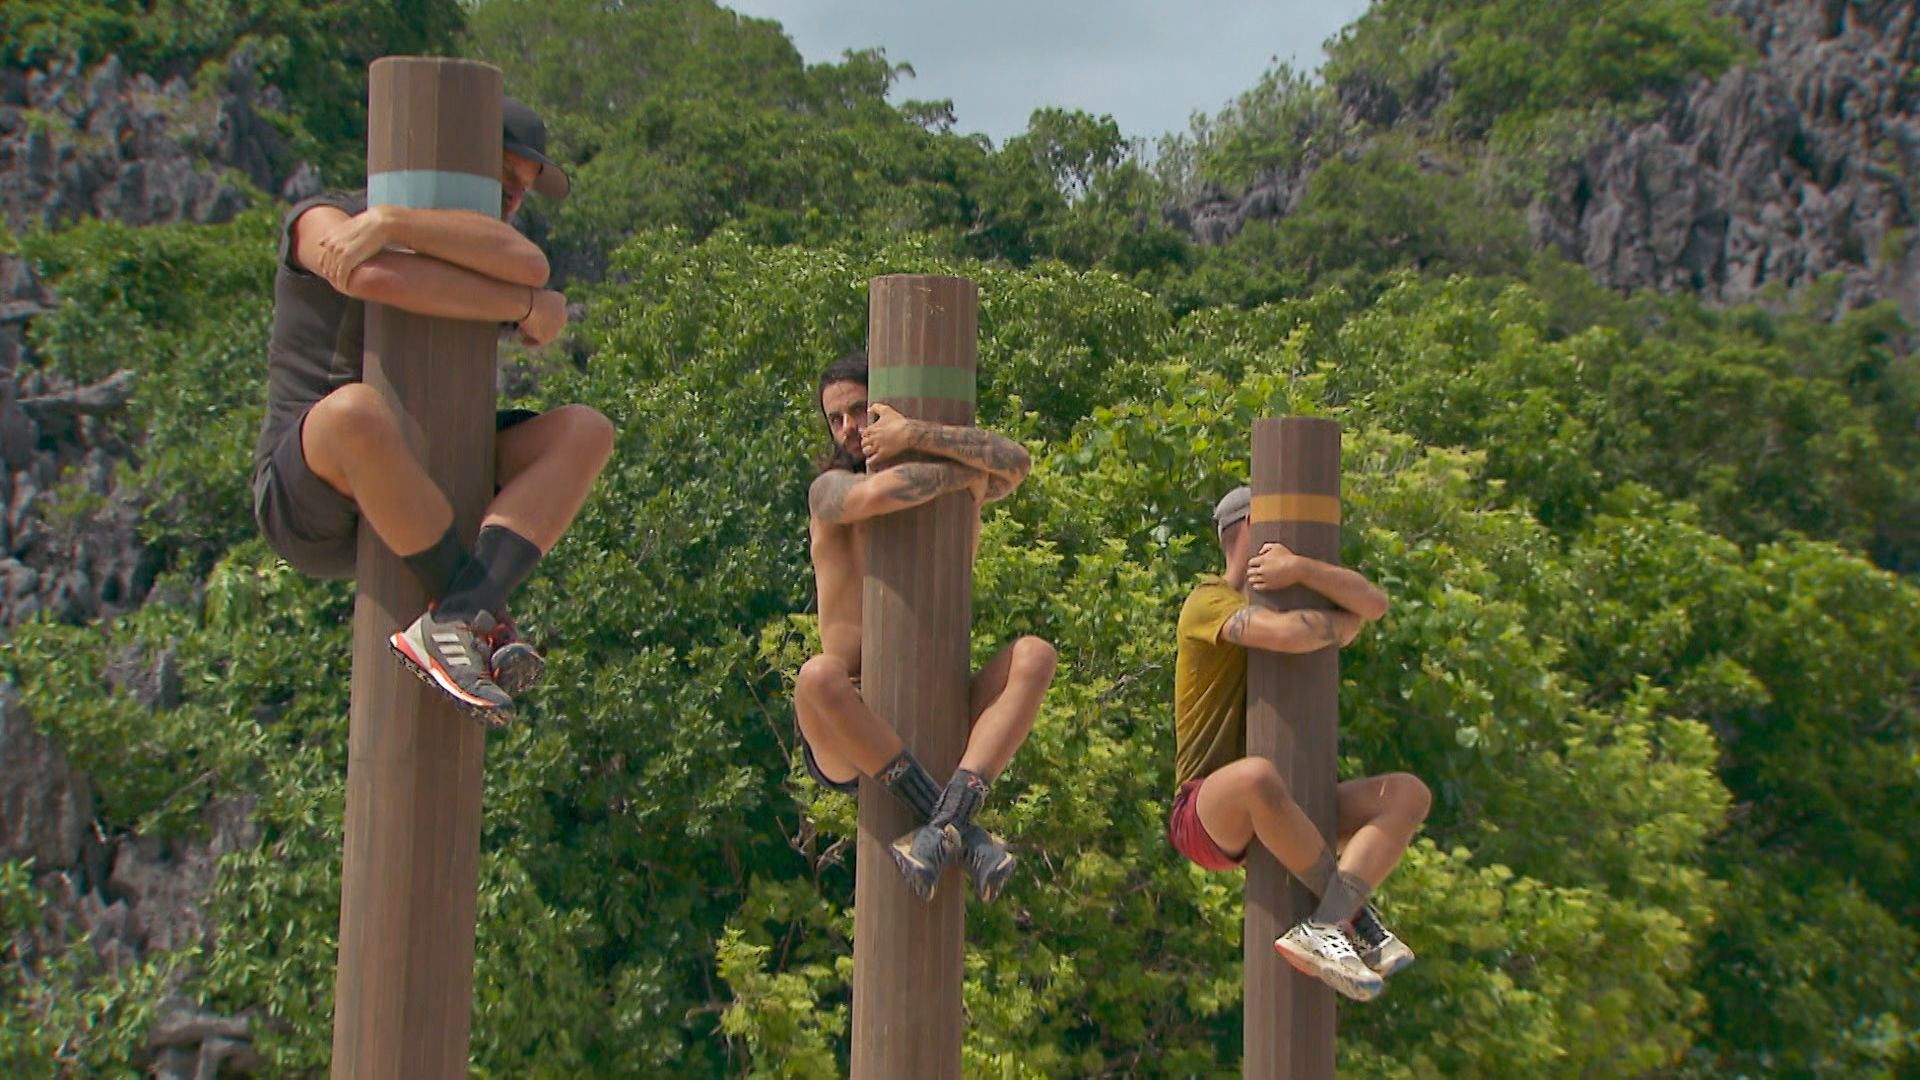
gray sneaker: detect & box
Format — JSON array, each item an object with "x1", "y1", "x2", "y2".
[
  {"x1": 889, "y1": 822, "x2": 960, "y2": 901},
  {"x1": 1275, "y1": 920, "x2": 1384, "y2": 1002},
  {"x1": 486, "y1": 612, "x2": 545, "y2": 696},
  {"x1": 955, "y1": 823, "x2": 1017, "y2": 903},
  {"x1": 1350, "y1": 904, "x2": 1416, "y2": 977},
  {"x1": 389, "y1": 608, "x2": 515, "y2": 726}
]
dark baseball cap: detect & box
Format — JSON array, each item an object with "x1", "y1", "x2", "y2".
[{"x1": 503, "y1": 97, "x2": 569, "y2": 201}]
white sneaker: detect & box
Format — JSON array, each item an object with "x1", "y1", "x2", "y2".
[
  {"x1": 1275, "y1": 921, "x2": 1385, "y2": 1002},
  {"x1": 1350, "y1": 904, "x2": 1416, "y2": 978}
]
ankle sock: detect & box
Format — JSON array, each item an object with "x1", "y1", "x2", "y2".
[
  {"x1": 440, "y1": 525, "x2": 542, "y2": 623},
  {"x1": 1297, "y1": 850, "x2": 1338, "y2": 897},
  {"x1": 878, "y1": 750, "x2": 940, "y2": 820},
  {"x1": 402, "y1": 528, "x2": 473, "y2": 601},
  {"x1": 1312, "y1": 870, "x2": 1373, "y2": 926},
  {"x1": 930, "y1": 768, "x2": 989, "y2": 829}
]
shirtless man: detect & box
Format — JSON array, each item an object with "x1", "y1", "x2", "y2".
[
  {"x1": 794, "y1": 350, "x2": 1057, "y2": 902},
  {"x1": 254, "y1": 97, "x2": 614, "y2": 724},
  {"x1": 1168, "y1": 486, "x2": 1432, "y2": 1001}
]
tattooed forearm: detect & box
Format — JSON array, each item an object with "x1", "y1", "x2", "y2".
[
  {"x1": 1300, "y1": 610, "x2": 1341, "y2": 646},
  {"x1": 889, "y1": 462, "x2": 973, "y2": 503},
  {"x1": 912, "y1": 424, "x2": 1031, "y2": 480}
]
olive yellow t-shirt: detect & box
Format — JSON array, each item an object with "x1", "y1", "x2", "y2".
[{"x1": 1173, "y1": 577, "x2": 1252, "y2": 790}]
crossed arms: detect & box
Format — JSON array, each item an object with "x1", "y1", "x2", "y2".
[
  {"x1": 1221, "y1": 543, "x2": 1390, "y2": 654},
  {"x1": 291, "y1": 203, "x2": 568, "y2": 346},
  {"x1": 808, "y1": 408, "x2": 1032, "y2": 527}
]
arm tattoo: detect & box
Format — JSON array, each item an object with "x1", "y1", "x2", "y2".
[
  {"x1": 809, "y1": 472, "x2": 856, "y2": 523},
  {"x1": 1301, "y1": 610, "x2": 1341, "y2": 646},
  {"x1": 914, "y1": 424, "x2": 1031, "y2": 478},
  {"x1": 1221, "y1": 607, "x2": 1253, "y2": 645},
  {"x1": 889, "y1": 462, "x2": 971, "y2": 503}
]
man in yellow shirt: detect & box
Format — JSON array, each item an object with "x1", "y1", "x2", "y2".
[{"x1": 1170, "y1": 486, "x2": 1431, "y2": 1001}]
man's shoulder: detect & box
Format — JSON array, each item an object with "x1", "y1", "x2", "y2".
[
  {"x1": 283, "y1": 189, "x2": 368, "y2": 230},
  {"x1": 1180, "y1": 576, "x2": 1239, "y2": 609},
  {"x1": 807, "y1": 468, "x2": 861, "y2": 530}
]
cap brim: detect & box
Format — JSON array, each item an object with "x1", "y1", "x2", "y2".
[{"x1": 506, "y1": 139, "x2": 570, "y2": 201}]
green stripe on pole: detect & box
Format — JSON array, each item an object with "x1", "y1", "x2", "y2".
[
  {"x1": 368, "y1": 170, "x2": 502, "y2": 215},
  {"x1": 869, "y1": 365, "x2": 975, "y2": 405}
]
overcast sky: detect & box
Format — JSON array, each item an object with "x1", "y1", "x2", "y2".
[{"x1": 723, "y1": 0, "x2": 1375, "y2": 146}]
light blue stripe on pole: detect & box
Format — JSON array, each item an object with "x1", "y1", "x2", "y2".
[{"x1": 368, "y1": 170, "x2": 502, "y2": 216}]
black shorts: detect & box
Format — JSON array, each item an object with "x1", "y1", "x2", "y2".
[
  {"x1": 797, "y1": 674, "x2": 861, "y2": 795},
  {"x1": 252, "y1": 406, "x2": 541, "y2": 580}
]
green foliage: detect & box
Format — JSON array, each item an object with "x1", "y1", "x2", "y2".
[
  {"x1": 17, "y1": 213, "x2": 276, "y2": 574},
  {"x1": 1, "y1": 0, "x2": 464, "y2": 177},
  {"x1": 1325, "y1": 0, "x2": 1749, "y2": 138},
  {"x1": 4, "y1": 2, "x2": 1917, "y2": 1075}
]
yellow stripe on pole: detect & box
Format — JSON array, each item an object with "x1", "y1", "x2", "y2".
[{"x1": 1250, "y1": 493, "x2": 1341, "y2": 525}]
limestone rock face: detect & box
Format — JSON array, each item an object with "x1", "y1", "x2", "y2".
[
  {"x1": 0, "y1": 680, "x2": 92, "y2": 870},
  {"x1": 1184, "y1": 0, "x2": 1920, "y2": 320},
  {"x1": 1533, "y1": 0, "x2": 1919, "y2": 320},
  {"x1": 0, "y1": 51, "x2": 311, "y2": 233}
]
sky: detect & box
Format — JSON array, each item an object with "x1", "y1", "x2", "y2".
[{"x1": 723, "y1": 0, "x2": 1375, "y2": 147}]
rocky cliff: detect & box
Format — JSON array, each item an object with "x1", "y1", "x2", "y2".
[
  {"x1": 1, "y1": 51, "x2": 310, "y2": 1079},
  {"x1": 1187, "y1": 0, "x2": 1920, "y2": 323}
]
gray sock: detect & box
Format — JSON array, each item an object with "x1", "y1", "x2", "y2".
[
  {"x1": 878, "y1": 750, "x2": 940, "y2": 821},
  {"x1": 1312, "y1": 870, "x2": 1373, "y2": 926},
  {"x1": 1297, "y1": 850, "x2": 1338, "y2": 897}
]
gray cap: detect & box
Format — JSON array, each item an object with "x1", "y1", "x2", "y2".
[{"x1": 1213, "y1": 485, "x2": 1252, "y2": 535}]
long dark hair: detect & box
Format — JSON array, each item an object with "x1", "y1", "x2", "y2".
[{"x1": 815, "y1": 350, "x2": 869, "y2": 475}]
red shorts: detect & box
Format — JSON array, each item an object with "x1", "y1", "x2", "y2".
[{"x1": 1168, "y1": 777, "x2": 1245, "y2": 871}]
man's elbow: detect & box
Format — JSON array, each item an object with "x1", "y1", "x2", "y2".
[
  {"x1": 1356, "y1": 592, "x2": 1389, "y2": 622},
  {"x1": 503, "y1": 247, "x2": 551, "y2": 288},
  {"x1": 339, "y1": 260, "x2": 409, "y2": 304}
]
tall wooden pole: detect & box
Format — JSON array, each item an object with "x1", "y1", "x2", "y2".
[
  {"x1": 332, "y1": 57, "x2": 503, "y2": 1080},
  {"x1": 851, "y1": 275, "x2": 978, "y2": 1080},
  {"x1": 1244, "y1": 417, "x2": 1342, "y2": 1080}
]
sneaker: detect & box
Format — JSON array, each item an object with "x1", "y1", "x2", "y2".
[
  {"x1": 955, "y1": 822, "x2": 1017, "y2": 903},
  {"x1": 389, "y1": 608, "x2": 515, "y2": 726},
  {"x1": 1274, "y1": 921, "x2": 1384, "y2": 1002},
  {"x1": 488, "y1": 611, "x2": 545, "y2": 696},
  {"x1": 889, "y1": 822, "x2": 960, "y2": 901},
  {"x1": 1350, "y1": 904, "x2": 1416, "y2": 978}
]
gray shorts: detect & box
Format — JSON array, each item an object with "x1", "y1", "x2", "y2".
[{"x1": 252, "y1": 406, "x2": 540, "y2": 581}]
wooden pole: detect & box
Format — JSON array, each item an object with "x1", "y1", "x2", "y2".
[
  {"x1": 850, "y1": 275, "x2": 978, "y2": 1080},
  {"x1": 332, "y1": 57, "x2": 503, "y2": 1080},
  {"x1": 1244, "y1": 416, "x2": 1342, "y2": 1080}
]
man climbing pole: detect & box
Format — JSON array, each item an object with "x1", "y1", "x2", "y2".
[
  {"x1": 252, "y1": 96, "x2": 614, "y2": 724},
  {"x1": 1170, "y1": 484, "x2": 1431, "y2": 1001},
  {"x1": 795, "y1": 349, "x2": 1056, "y2": 902}
]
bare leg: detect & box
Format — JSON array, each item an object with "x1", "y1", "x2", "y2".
[
  {"x1": 1333, "y1": 772, "x2": 1432, "y2": 887},
  {"x1": 1194, "y1": 757, "x2": 1334, "y2": 880},
  {"x1": 793, "y1": 655, "x2": 902, "y2": 781},
  {"x1": 959, "y1": 636, "x2": 1056, "y2": 779},
  {"x1": 489, "y1": 405, "x2": 615, "y2": 552},
  {"x1": 301, "y1": 383, "x2": 452, "y2": 556}
]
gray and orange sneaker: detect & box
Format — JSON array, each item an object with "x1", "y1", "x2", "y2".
[
  {"x1": 487, "y1": 611, "x2": 545, "y2": 697},
  {"x1": 389, "y1": 607, "x2": 514, "y2": 726},
  {"x1": 955, "y1": 823, "x2": 1017, "y2": 903}
]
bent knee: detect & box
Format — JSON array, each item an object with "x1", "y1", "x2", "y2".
[
  {"x1": 795, "y1": 654, "x2": 850, "y2": 701},
  {"x1": 1217, "y1": 756, "x2": 1291, "y2": 806},
  {"x1": 1012, "y1": 636, "x2": 1057, "y2": 680},
  {"x1": 1383, "y1": 772, "x2": 1432, "y2": 822},
  {"x1": 553, "y1": 404, "x2": 616, "y2": 466},
  {"x1": 309, "y1": 384, "x2": 400, "y2": 448}
]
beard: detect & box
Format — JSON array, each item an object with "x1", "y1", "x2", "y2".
[{"x1": 817, "y1": 441, "x2": 867, "y2": 475}]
